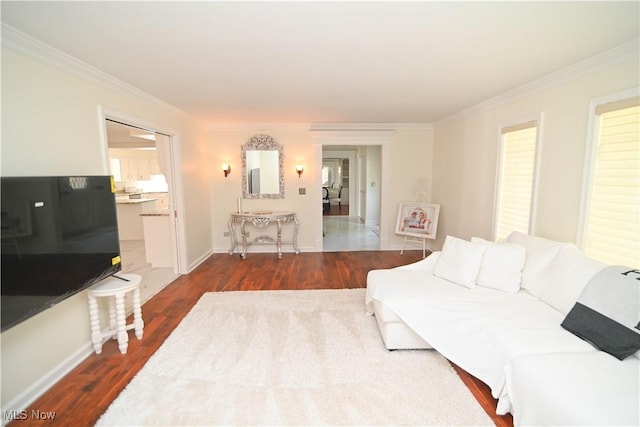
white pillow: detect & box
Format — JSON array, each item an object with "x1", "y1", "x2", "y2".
[
  {"x1": 506, "y1": 231, "x2": 569, "y2": 296},
  {"x1": 471, "y1": 237, "x2": 526, "y2": 293},
  {"x1": 433, "y1": 235, "x2": 486, "y2": 288},
  {"x1": 537, "y1": 244, "x2": 607, "y2": 314}
]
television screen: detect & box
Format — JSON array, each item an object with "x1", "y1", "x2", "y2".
[{"x1": 1, "y1": 176, "x2": 121, "y2": 332}]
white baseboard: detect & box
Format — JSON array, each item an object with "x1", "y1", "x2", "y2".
[
  {"x1": 187, "y1": 250, "x2": 213, "y2": 273},
  {"x1": 213, "y1": 246, "x2": 315, "y2": 255},
  {"x1": 1, "y1": 342, "x2": 93, "y2": 425}
]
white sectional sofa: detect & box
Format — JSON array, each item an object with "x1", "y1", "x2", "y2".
[{"x1": 365, "y1": 232, "x2": 640, "y2": 426}]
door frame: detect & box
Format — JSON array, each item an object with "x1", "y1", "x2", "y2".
[
  {"x1": 357, "y1": 154, "x2": 366, "y2": 221},
  {"x1": 322, "y1": 150, "x2": 357, "y2": 216},
  {"x1": 97, "y1": 106, "x2": 188, "y2": 274},
  {"x1": 311, "y1": 130, "x2": 393, "y2": 251}
]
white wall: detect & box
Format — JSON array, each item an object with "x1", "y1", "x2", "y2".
[
  {"x1": 431, "y1": 43, "x2": 639, "y2": 248},
  {"x1": 208, "y1": 127, "x2": 317, "y2": 252},
  {"x1": 364, "y1": 145, "x2": 381, "y2": 226},
  {"x1": 1, "y1": 46, "x2": 210, "y2": 409},
  {"x1": 208, "y1": 126, "x2": 434, "y2": 252}
]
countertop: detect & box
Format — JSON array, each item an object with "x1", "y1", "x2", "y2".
[
  {"x1": 140, "y1": 210, "x2": 171, "y2": 217},
  {"x1": 116, "y1": 198, "x2": 157, "y2": 204}
]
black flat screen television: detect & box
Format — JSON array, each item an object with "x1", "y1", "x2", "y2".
[{"x1": 1, "y1": 176, "x2": 121, "y2": 332}]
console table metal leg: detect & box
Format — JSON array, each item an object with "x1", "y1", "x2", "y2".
[
  {"x1": 228, "y1": 219, "x2": 238, "y2": 255},
  {"x1": 240, "y1": 219, "x2": 248, "y2": 259},
  {"x1": 293, "y1": 215, "x2": 300, "y2": 254},
  {"x1": 276, "y1": 219, "x2": 283, "y2": 259}
]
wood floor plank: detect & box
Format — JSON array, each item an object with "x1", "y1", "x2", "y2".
[{"x1": 8, "y1": 251, "x2": 512, "y2": 427}]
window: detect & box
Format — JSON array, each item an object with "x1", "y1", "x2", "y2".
[
  {"x1": 580, "y1": 93, "x2": 639, "y2": 267},
  {"x1": 494, "y1": 118, "x2": 541, "y2": 241}
]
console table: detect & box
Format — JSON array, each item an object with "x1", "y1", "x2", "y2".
[{"x1": 228, "y1": 211, "x2": 300, "y2": 259}]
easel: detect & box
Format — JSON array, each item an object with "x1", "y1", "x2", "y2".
[{"x1": 400, "y1": 192, "x2": 431, "y2": 258}]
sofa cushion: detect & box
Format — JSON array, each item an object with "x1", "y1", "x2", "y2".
[
  {"x1": 367, "y1": 272, "x2": 596, "y2": 399},
  {"x1": 536, "y1": 244, "x2": 606, "y2": 314},
  {"x1": 561, "y1": 266, "x2": 640, "y2": 360},
  {"x1": 471, "y1": 237, "x2": 526, "y2": 293},
  {"x1": 365, "y1": 267, "x2": 437, "y2": 315},
  {"x1": 503, "y1": 352, "x2": 640, "y2": 426},
  {"x1": 506, "y1": 231, "x2": 569, "y2": 296},
  {"x1": 433, "y1": 235, "x2": 486, "y2": 288}
]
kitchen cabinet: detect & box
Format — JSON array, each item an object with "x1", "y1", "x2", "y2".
[
  {"x1": 113, "y1": 157, "x2": 161, "y2": 181},
  {"x1": 145, "y1": 192, "x2": 170, "y2": 211},
  {"x1": 118, "y1": 158, "x2": 134, "y2": 181},
  {"x1": 136, "y1": 158, "x2": 150, "y2": 180},
  {"x1": 149, "y1": 159, "x2": 161, "y2": 175},
  {"x1": 141, "y1": 212, "x2": 173, "y2": 267},
  {"x1": 116, "y1": 199, "x2": 156, "y2": 240}
]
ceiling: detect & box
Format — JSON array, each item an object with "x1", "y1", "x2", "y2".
[
  {"x1": 106, "y1": 120, "x2": 157, "y2": 149},
  {"x1": 2, "y1": 1, "x2": 638, "y2": 125}
]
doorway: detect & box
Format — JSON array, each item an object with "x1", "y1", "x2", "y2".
[
  {"x1": 104, "y1": 119, "x2": 180, "y2": 303},
  {"x1": 321, "y1": 145, "x2": 381, "y2": 251}
]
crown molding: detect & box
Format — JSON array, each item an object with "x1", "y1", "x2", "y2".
[
  {"x1": 310, "y1": 129, "x2": 395, "y2": 145},
  {"x1": 208, "y1": 122, "x2": 433, "y2": 132},
  {"x1": 207, "y1": 122, "x2": 312, "y2": 132},
  {"x1": 310, "y1": 122, "x2": 433, "y2": 131},
  {"x1": 452, "y1": 38, "x2": 640, "y2": 120},
  {"x1": 1, "y1": 24, "x2": 186, "y2": 117}
]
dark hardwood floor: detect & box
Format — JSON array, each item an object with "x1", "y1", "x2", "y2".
[
  {"x1": 323, "y1": 203, "x2": 349, "y2": 216},
  {"x1": 11, "y1": 251, "x2": 512, "y2": 427}
]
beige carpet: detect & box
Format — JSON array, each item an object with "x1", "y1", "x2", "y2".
[{"x1": 97, "y1": 289, "x2": 493, "y2": 426}]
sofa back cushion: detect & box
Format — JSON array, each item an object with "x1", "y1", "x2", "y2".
[
  {"x1": 537, "y1": 244, "x2": 607, "y2": 314},
  {"x1": 471, "y1": 237, "x2": 526, "y2": 293},
  {"x1": 561, "y1": 266, "x2": 640, "y2": 360},
  {"x1": 433, "y1": 235, "x2": 486, "y2": 288},
  {"x1": 506, "y1": 231, "x2": 570, "y2": 296}
]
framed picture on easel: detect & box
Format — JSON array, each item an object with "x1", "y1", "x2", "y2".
[{"x1": 395, "y1": 203, "x2": 440, "y2": 239}]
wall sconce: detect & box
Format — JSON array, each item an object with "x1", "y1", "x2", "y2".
[
  {"x1": 222, "y1": 164, "x2": 231, "y2": 178},
  {"x1": 296, "y1": 165, "x2": 304, "y2": 178}
]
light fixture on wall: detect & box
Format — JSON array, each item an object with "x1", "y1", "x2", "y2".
[
  {"x1": 222, "y1": 164, "x2": 231, "y2": 178},
  {"x1": 296, "y1": 165, "x2": 304, "y2": 178}
]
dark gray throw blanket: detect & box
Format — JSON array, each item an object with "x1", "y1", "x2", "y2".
[{"x1": 562, "y1": 266, "x2": 640, "y2": 360}]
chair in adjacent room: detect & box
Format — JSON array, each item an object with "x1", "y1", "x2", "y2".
[
  {"x1": 322, "y1": 187, "x2": 330, "y2": 213},
  {"x1": 322, "y1": 187, "x2": 330, "y2": 236},
  {"x1": 328, "y1": 185, "x2": 343, "y2": 209}
]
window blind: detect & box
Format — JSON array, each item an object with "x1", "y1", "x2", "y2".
[
  {"x1": 495, "y1": 125, "x2": 538, "y2": 241},
  {"x1": 584, "y1": 104, "x2": 640, "y2": 267}
]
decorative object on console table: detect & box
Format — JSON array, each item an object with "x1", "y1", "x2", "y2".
[{"x1": 228, "y1": 211, "x2": 300, "y2": 259}]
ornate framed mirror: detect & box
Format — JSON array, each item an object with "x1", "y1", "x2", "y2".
[{"x1": 241, "y1": 134, "x2": 284, "y2": 199}]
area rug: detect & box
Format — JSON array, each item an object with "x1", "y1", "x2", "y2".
[{"x1": 97, "y1": 289, "x2": 493, "y2": 426}]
